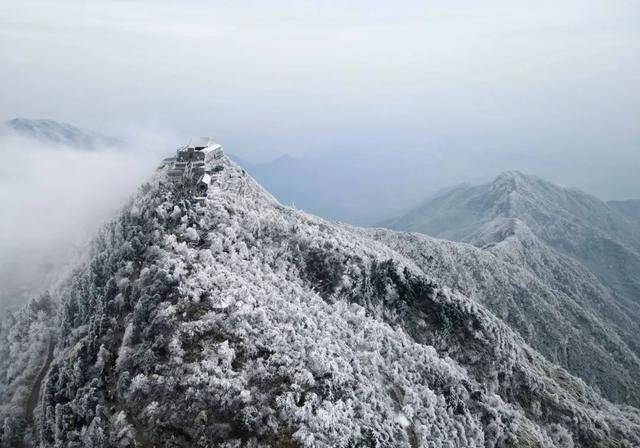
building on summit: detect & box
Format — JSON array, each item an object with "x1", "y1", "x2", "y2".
[{"x1": 163, "y1": 137, "x2": 224, "y2": 197}]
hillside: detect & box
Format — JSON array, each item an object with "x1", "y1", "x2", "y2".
[
  {"x1": 609, "y1": 199, "x2": 640, "y2": 224},
  {"x1": 1, "y1": 156, "x2": 640, "y2": 447},
  {"x1": 382, "y1": 172, "x2": 640, "y2": 406},
  {"x1": 385, "y1": 171, "x2": 640, "y2": 301},
  {"x1": 4, "y1": 118, "x2": 123, "y2": 150},
  {"x1": 364, "y1": 226, "x2": 640, "y2": 407}
]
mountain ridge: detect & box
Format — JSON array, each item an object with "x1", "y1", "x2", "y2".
[
  {"x1": 1, "y1": 155, "x2": 639, "y2": 446},
  {"x1": 386, "y1": 171, "x2": 640, "y2": 299},
  {"x1": 609, "y1": 199, "x2": 640, "y2": 223},
  {"x1": 365, "y1": 224, "x2": 640, "y2": 405},
  {"x1": 4, "y1": 118, "x2": 124, "y2": 150}
]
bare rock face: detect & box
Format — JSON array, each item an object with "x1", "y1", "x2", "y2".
[{"x1": 1, "y1": 158, "x2": 640, "y2": 447}]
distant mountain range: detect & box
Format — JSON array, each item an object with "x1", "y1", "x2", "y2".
[
  {"x1": 4, "y1": 118, "x2": 124, "y2": 150},
  {"x1": 229, "y1": 149, "x2": 487, "y2": 225},
  {"x1": 0, "y1": 118, "x2": 127, "y2": 314},
  {"x1": 230, "y1": 152, "x2": 423, "y2": 225}
]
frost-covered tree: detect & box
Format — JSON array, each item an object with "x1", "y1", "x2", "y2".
[{"x1": 1, "y1": 154, "x2": 639, "y2": 447}]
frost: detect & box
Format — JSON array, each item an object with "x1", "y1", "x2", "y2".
[
  {"x1": 1, "y1": 155, "x2": 639, "y2": 447},
  {"x1": 395, "y1": 413, "x2": 410, "y2": 428},
  {"x1": 170, "y1": 205, "x2": 182, "y2": 219},
  {"x1": 183, "y1": 226, "x2": 199, "y2": 242}
]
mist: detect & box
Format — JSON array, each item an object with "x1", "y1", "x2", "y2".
[
  {"x1": 1, "y1": 1, "x2": 638, "y2": 176},
  {"x1": 0, "y1": 0, "x2": 639, "y2": 304},
  {"x1": 0, "y1": 131, "x2": 172, "y2": 312}
]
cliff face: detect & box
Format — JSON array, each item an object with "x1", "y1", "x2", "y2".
[{"x1": 1, "y1": 157, "x2": 640, "y2": 447}]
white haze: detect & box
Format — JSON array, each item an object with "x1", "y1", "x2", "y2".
[
  {"x1": 0, "y1": 132, "x2": 172, "y2": 312},
  {"x1": 0, "y1": 1, "x2": 638, "y2": 197},
  {"x1": 0, "y1": 0, "x2": 638, "y2": 305}
]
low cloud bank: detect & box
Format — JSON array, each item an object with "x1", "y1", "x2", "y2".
[{"x1": 0, "y1": 131, "x2": 174, "y2": 312}]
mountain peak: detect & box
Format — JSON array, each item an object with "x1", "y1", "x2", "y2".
[
  {"x1": 491, "y1": 170, "x2": 541, "y2": 192},
  {"x1": 2, "y1": 141, "x2": 640, "y2": 446},
  {"x1": 389, "y1": 167, "x2": 640, "y2": 299},
  {"x1": 495, "y1": 169, "x2": 528, "y2": 180}
]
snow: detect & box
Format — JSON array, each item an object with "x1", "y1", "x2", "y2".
[
  {"x1": 377, "y1": 171, "x2": 640, "y2": 407},
  {"x1": 0, "y1": 153, "x2": 639, "y2": 447}
]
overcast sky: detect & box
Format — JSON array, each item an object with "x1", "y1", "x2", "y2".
[{"x1": 1, "y1": 0, "x2": 639, "y2": 198}]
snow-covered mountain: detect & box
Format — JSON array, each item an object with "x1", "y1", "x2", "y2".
[
  {"x1": 364, "y1": 227, "x2": 640, "y2": 407},
  {"x1": 609, "y1": 199, "x2": 640, "y2": 224},
  {"x1": 4, "y1": 118, "x2": 123, "y2": 150},
  {"x1": 383, "y1": 172, "x2": 640, "y2": 404},
  {"x1": 385, "y1": 171, "x2": 640, "y2": 300},
  {"x1": 1, "y1": 157, "x2": 640, "y2": 447}
]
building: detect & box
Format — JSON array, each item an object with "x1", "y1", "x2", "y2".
[
  {"x1": 196, "y1": 173, "x2": 212, "y2": 195},
  {"x1": 164, "y1": 137, "x2": 224, "y2": 195},
  {"x1": 178, "y1": 137, "x2": 223, "y2": 165}
]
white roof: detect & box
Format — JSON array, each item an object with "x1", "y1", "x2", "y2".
[
  {"x1": 199, "y1": 173, "x2": 212, "y2": 185},
  {"x1": 188, "y1": 137, "x2": 220, "y2": 150},
  {"x1": 201, "y1": 144, "x2": 222, "y2": 155}
]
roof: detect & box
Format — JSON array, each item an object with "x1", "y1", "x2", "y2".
[
  {"x1": 198, "y1": 173, "x2": 212, "y2": 185},
  {"x1": 188, "y1": 137, "x2": 219, "y2": 150}
]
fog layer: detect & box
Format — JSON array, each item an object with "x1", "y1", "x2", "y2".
[{"x1": 0, "y1": 132, "x2": 169, "y2": 311}]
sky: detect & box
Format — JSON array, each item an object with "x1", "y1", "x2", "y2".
[
  {"x1": 0, "y1": 0, "x2": 639, "y2": 195},
  {"x1": 0, "y1": 1, "x2": 638, "y2": 166},
  {"x1": 0, "y1": 0, "x2": 639, "y2": 310}
]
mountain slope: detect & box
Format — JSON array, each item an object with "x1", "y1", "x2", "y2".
[
  {"x1": 383, "y1": 171, "x2": 640, "y2": 406},
  {"x1": 1, "y1": 157, "x2": 640, "y2": 447},
  {"x1": 364, "y1": 226, "x2": 640, "y2": 406},
  {"x1": 386, "y1": 171, "x2": 640, "y2": 301},
  {"x1": 608, "y1": 199, "x2": 640, "y2": 224},
  {"x1": 5, "y1": 118, "x2": 123, "y2": 150}
]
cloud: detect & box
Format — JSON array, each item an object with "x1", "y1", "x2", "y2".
[
  {"x1": 0, "y1": 130, "x2": 172, "y2": 311},
  {"x1": 1, "y1": 1, "x2": 638, "y2": 160},
  {"x1": 0, "y1": 1, "x2": 637, "y2": 231}
]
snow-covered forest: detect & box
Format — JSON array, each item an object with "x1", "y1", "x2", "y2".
[{"x1": 1, "y1": 155, "x2": 639, "y2": 447}]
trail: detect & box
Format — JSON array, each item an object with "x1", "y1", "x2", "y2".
[{"x1": 25, "y1": 336, "x2": 54, "y2": 426}]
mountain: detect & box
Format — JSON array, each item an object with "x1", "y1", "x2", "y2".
[
  {"x1": 234, "y1": 149, "x2": 470, "y2": 225},
  {"x1": 608, "y1": 199, "x2": 640, "y2": 224},
  {"x1": 235, "y1": 153, "x2": 381, "y2": 224},
  {"x1": 4, "y1": 118, "x2": 123, "y2": 150},
  {"x1": 383, "y1": 171, "x2": 640, "y2": 405},
  {"x1": 364, "y1": 226, "x2": 640, "y2": 406},
  {"x1": 1, "y1": 154, "x2": 639, "y2": 447},
  {"x1": 385, "y1": 171, "x2": 640, "y2": 300}
]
